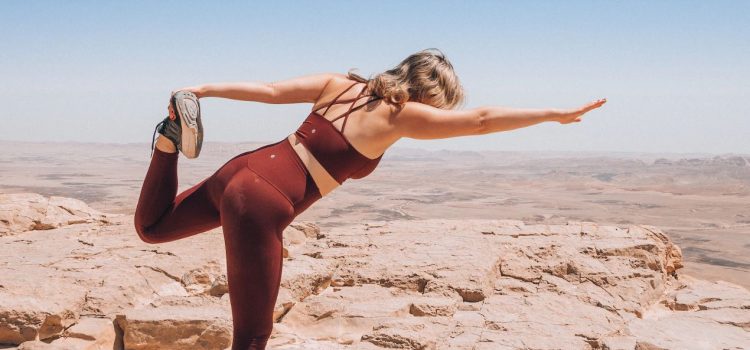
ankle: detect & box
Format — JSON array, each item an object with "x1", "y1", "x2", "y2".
[{"x1": 155, "y1": 135, "x2": 177, "y2": 153}]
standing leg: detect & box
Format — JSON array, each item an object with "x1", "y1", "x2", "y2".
[{"x1": 219, "y1": 167, "x2": 295, "y2": 349}]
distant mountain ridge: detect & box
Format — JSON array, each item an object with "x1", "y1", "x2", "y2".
[{"x1": 653, "y1": 155, "x2": 748, "y2": 167}]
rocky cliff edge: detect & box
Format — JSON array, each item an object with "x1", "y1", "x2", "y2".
[{"x1": 0, "y1": 193, "x2": 748, "y2": 349}]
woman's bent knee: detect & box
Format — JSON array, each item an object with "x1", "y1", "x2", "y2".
[{"x1": 133, "y1": 219, "x2": 162, "y2": 245}]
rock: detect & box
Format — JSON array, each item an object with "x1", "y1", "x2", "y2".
[
  {"x1": 56, "y1": 317, "x2": 118, "y2": 349},
  {"x1": 115, "y1": 303, "x2": 232, "y2": 350},
  {"x1": 0, "y1": 193, "x2": 110, "y2": 236},
  {"x1": 624, "y1": 274, "x2": 750, "y2": 349},
  {"x1": 181, "y1": 264, "x2": 223, "y2": 296},
  {"x1": 663, "y1": 275, "x2": 750, "y2": 311},
  {"x1": 273, "y1": 288, "x2": 296, "y2": 322},
  {"x1": 270, "y1": 219, "x2": 750, "y2": 349},
  {"x1": 408, "y1": 296, "x2": 457, "y2": 317},
  {"x1": 279, "y1": 255, "x2": 337, "y2": 302},
  {"x1": 284, "y1": 222, "x2": 323, "y2": 258},
  {"x1": 2, "y1": 194, "x2": 749, "y2": 349},
  {"x1": 635, "y1": 342, "x2": 668, "y2": 350},
  {"x1": 208, "y1": 275, "x2": 229, "y2": 297},
  {"x1": 601, "y1": 335, "x2": 637, "y2": 350},
  {"x1": 628, "y1": 312, "x2": 749, "y2": 349},
  {"x1": 16, "y1": 338, "x2": 97, "y2": 349},
  {"x1": 0, "y1": 198, "x2": 341, "y2": 348},
  {"x1": 65, "y1": 317, "x2": 116, "y2": 342},
  {"x1": 288, "y1": 221, "x2": 321, "y2": 239},
  {"x1": 0, "y1": 291, "x2": 81, "y2": 344},
  {"x1": 279, "y1": 284, "x2": 416, "y2": 345},
  {"x1": 361, "y1": 327, "x2": 438, "y2": 349}
]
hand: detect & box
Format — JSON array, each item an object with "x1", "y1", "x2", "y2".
[
  {"x1": 555, "y1": 98, "x2": 607, "y2": 124},
  {"x1": 168, "y1": 86, "x2": 203, "y2": 118},
  {"x1": 170, "y1": 85, "x2": 204, "y2": 99}
]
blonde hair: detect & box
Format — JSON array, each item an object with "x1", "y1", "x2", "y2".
[{"x1": 347, "y1": 48, "x2": 465, "y2": 110}]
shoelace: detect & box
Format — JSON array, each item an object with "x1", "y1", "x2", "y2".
[
  {"x1": 150, "y1": 119, "x2": 167, "y2": 157},
  {"x1": 151, "y1": 106, "x2": 178, "y2": 156}
]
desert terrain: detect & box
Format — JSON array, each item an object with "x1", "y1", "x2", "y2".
[
  {"x1": 2, "y1": 140, "x2": 749, "y2": 349},
  {"x1": 2, "y1": 140, "x2": 747, "y2": 289}
]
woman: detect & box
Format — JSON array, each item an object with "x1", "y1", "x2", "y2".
[{"x1": 134, "y1": 48, "x2": 606, "y2": 349}]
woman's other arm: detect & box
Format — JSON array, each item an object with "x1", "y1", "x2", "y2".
[
  {"x1": 176, "y1": 73, "x2": 339, "y2": 103},
  {"x1": 395, "y1": 98, "x2": 607, "y2": 139}
]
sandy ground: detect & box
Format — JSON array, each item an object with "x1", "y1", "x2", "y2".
[{"x1": 1, "y1": 140, "x2": 747, "y2": 289}]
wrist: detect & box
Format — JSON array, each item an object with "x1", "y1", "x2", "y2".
[
  {"x1": 547, "y1": 109, "x2": 565, "y2": 123},
  {"x1": 173, "y1": 85, "x2": 207, "y2": 99},
  {"x1": 191, "y1": 85, "x2": 208, "y2": 98}
]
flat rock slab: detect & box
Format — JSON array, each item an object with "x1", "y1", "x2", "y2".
[
  {"x1": 1, "y1": 194, "x2": 748, "y2": 349},
  {"x1": 0, "y1": 194, "x2": 332, "y2": 348},
  {"x1": 268, "y1": 219, "x2": 749, "y2": 349},
  {"x1": 115, "y1": 301, "x2": 232, "y2": 350}
]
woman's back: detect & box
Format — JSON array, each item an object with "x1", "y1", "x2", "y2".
[
  {"x1": 287, "y1": 76, "x2": 401, "y2": 194},
  {"x1": 308, "y1": 76, "x2": 399, "y2": 159}
]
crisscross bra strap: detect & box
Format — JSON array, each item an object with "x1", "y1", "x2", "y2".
[
  {"x1": 312, "y1": 81, "x2": 383, "y2": 133},
  {"x1": 330, "y1": 85, "x2": 382, "y2": 133},
  {"x1": 313, "y1": 82, "x2": 360, "y2": 116}
]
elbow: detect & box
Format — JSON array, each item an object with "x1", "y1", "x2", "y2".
[
  {"x1": 475, "y1": 108, "x2": 490, "y2": 135},
  {"x1": 262, "y1": 82, "x2": 279, "y2": 104}
]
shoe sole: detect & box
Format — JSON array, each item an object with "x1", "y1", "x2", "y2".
[{"x1": 173, "y1": 91, "x2": 203, "y2": 159}]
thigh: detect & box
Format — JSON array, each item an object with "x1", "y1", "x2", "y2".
[
  {"x1": 219, "y1": 167, "x2": 295, "y2": 342},
  {"x1": 143, "y1": 150, "x2": 254, "y2": 242},
  {"x1": 141, "y1": 177, "x2": 221, "y2": 243}
]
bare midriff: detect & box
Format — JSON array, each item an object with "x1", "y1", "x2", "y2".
[
  {"x1": 286, "y1": 133, "x2": 341, "y2": 197},
  {"x1": 287, "y1": 79, "x2": 396, "y2": 196}
]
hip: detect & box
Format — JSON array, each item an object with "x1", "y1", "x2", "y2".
[
  {"x1": 208, "y1": 138, "x2": 322, "y2": 218},
  {"x1": 286, "y1": 133, "x2": 341, "y2": 196},
  {"x1": 243, "y1": 138, "x2": 322, "y2": 216}
]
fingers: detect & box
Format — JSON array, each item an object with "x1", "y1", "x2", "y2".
[
  {"x1": 589, "y1": 98, "x2": 607, "y2": 109},
  {"x1": 567, "y1": 98, "x2": 606, "y2": 124},
  {"x1": 578, "y1": 98, "x2": 607, "y2": 115}
]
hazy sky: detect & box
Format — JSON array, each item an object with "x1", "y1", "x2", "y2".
[{"x1": 1, "y1": 1, "x2": 748, "y2": 154}]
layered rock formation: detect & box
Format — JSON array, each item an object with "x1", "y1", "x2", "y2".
[
  {"x1": 0, "y1": 193, "x2": 747, "y2": 349},
  {"x1": 0, "y1": 193, "x2": 109, "y2": 236}
]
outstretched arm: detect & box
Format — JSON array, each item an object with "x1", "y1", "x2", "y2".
[
  {"x1": 478, "y1": 98, "x2": 608, "y2": 133},
  {"x1": 395, "y1": 98, "x2": 607, "y2": 139},
  {"x1": 175, "y1": 73, "x2": 338, "y2": 104}
]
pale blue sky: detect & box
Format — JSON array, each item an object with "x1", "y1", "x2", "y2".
[{"x1": 1, "y1": 1, "x2": 748, "y2": 153}]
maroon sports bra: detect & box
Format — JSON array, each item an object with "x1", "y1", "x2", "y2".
[{"x1": 293, "y1": 81, "x2": 384, "y2": 184}]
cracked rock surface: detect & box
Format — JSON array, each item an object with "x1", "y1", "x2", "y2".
[
  {"x1": 0, "y1": 194, "x2": 748, "y2": 349},
  {"x1": 0, "y1": 193, "x2": 109, "y2": 236}
]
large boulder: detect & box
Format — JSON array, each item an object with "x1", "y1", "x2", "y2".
[
  {"x1": 0, "y1": 193, "x2": 110, "y2": 236},
  {"x1": 114, "y1": 299, "x2": 232, "y2": 350}
]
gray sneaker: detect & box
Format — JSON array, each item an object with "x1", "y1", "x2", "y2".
[
  {"x1": 151, "y1": 115, "x2": 181, "y2": 157},
  {"x1": 171, "y1": 91, "x2": 203, "y2": 158},
  {"x1": 171, "y1": 91, "x2": 203, "y2": 159},
  {"x1": 151, "y1": 91, "x2": 203, "y2": 158},
  {"x1": 150, "y1": 91, "x2": 203, "y2": 158}
]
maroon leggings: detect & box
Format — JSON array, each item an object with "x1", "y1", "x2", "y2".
[{"x1": 134, "y1": 138, "x2": 321, "y2": 349}]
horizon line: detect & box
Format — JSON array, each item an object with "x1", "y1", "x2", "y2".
[{"x1": 1, "y1": 139, "x2": 748, "y2": 158}]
